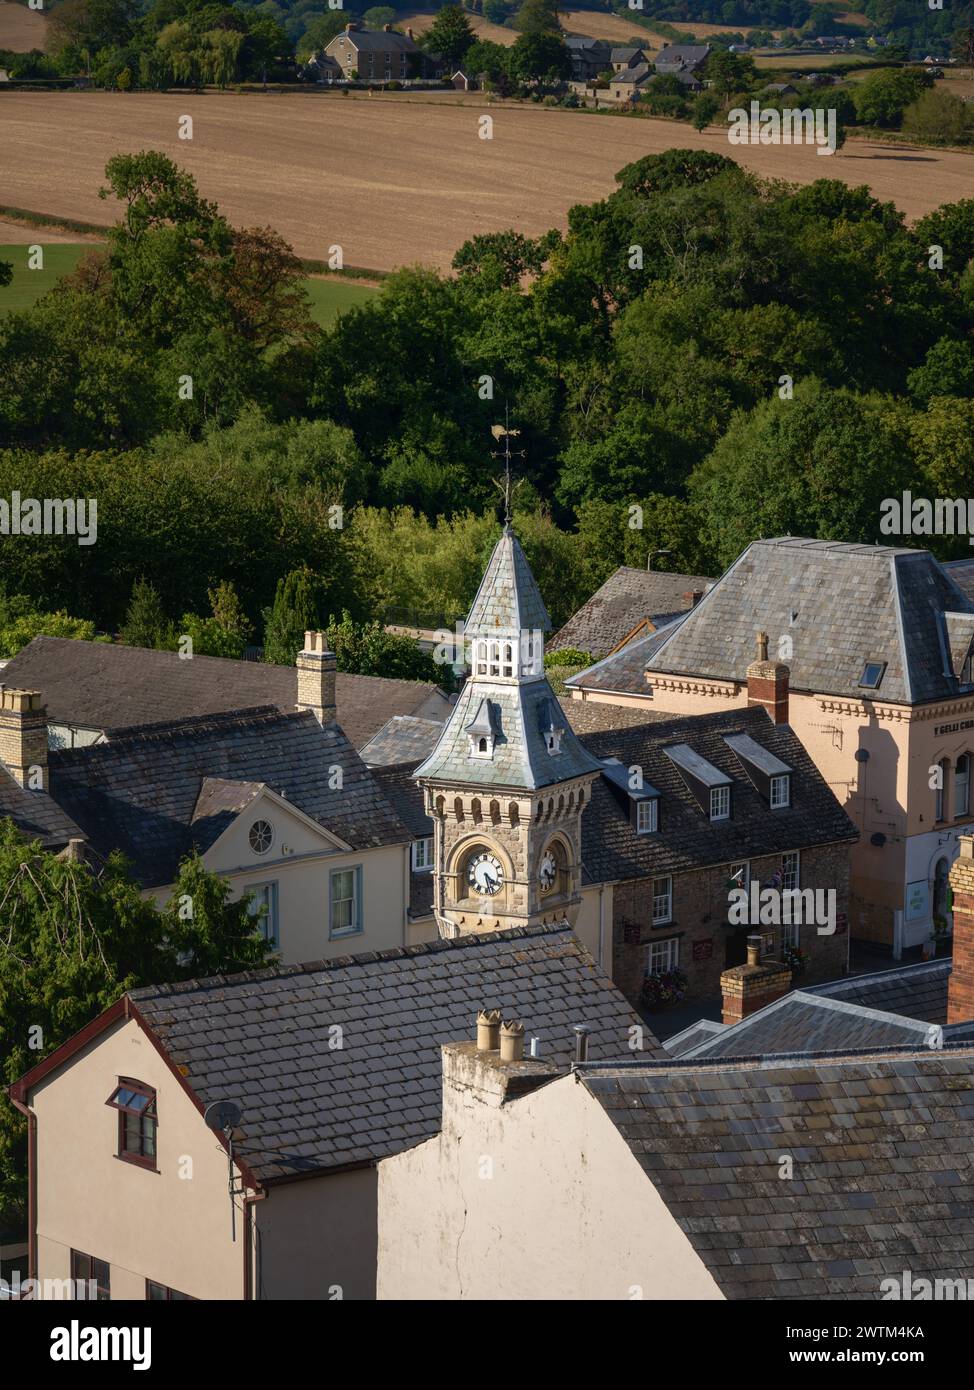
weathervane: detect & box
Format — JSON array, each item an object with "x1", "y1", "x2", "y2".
[{"x1": 490, "y1": 406, "x2": 526, "y2": 529}]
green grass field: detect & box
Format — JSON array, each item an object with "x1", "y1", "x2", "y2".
[{"x1": 0, "y1": 244, "x2": 377, "y2": 326}]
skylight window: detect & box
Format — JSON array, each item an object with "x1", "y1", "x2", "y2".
[{"x1": 858, "y1": 661, "x2": 886, "y2": 690}]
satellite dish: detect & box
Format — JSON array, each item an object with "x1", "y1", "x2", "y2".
[{"x1": 204, "y1": 1101, "x2": 242, "y2": 1132}]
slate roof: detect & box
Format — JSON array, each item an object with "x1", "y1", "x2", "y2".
[
  {"x1": 565, "y1": 619, "x2": 687, "y2": 696},
  {"x1": 662, "y1": 1018, "x2": 724, "y2": 1057},
  {"x1": 359, "y1": 716, "x2": 446, "y2": 767},
  {"x1": 0, "y1": 765, "x2": 83, "y2": 848},
  {"x1": 1, "y1": 636, "x2": 448, "y2": 750},
  {"x1": 335, "y1": 29, "x2": 419, "y2": 53},
  {"x1": 359, "y1": 697, "x2": 668, "y2": 764},
  {"x1": 547, "y1": 566, "x2": 710, "y2": 659},
  {"x1": 645, "y1": 538, "x2": 974, "y2": 705},
  {"x1": 465, "y1": 527, "x2": 551, "y2": 638},
  {"x1": 613, "y1": 64, "x2": 653, "y2": 85},
  {"x1": 578, "y1": 705, "x2": 858, "y2": 884},
  {"x1": 48, "y1": 706, "x2": 411, "y2": 887},
  {"x1": 561, "y1": 700, "x2": 674, "y2": 736},
  {"x1": 944, "y1": 558, "x2": 974, "y2": 607},
  {"x1": 581, "y1": 1045, "x2": 974, "y2": 1299},
  {"x1": 677, "y1": 991, "x2": 937, "y2": 1060},
  {"x1": 805, "y1": 959, "x2": 952, "y2": 1025},
  {"x1": 128, "y1": 925, "x2": 651, "y2": 1182},
  {"x1": 414, "y1": 676, "x2": 603, "y2": 790},
  {"x1": 611, "y1": 47, "x2": 643, "y2": 62},
  {"x1": 653, "y1": 43, "x2": 710, "y2": 69},
  {"x1": 382, "y1": 703, "x2": 856, "y2": 886},
  {"x1": 373, "y1": 762, "x2": 433, "y2": 839}
]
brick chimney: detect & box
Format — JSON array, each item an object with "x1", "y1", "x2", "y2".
[
  {"x1": 0, "y1": 688, "x2": 48, "y2": 790},
  {"x1": 719, "y1": 934, "x2": 792, "y2": 1025},
  {"x1": 682, "y1": 589, "x2": 704, "y2": 609},
  {"x1": 948, "y1": 837, "x2": 974, "y2": 1024},
  {"x1": 746, "y1": 630, "x2": 790, "y2": 725},
  {"x1": 296, "y1": 631, "x2": 336, "y2": 726}
]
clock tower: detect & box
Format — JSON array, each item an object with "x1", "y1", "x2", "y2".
[{"x1": 414, "y1": 522, "x2": 602, "y2": 939}]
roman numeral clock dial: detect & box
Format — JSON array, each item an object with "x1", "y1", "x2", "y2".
[{"x1": 468, "y1": 851, "x2": 504, "y2": 896}]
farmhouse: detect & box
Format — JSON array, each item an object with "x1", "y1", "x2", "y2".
[
  {"x1": 564, "y1": 34, "x2": 613, "y2": 81},
  {"x1": 653, "y1": 42, "x2": 711, "y2": 77},
  {"x1": 320, "y1": 21, "x2": 442, "y2": 84}
]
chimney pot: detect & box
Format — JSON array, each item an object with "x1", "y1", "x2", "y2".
[
  {"x1": 756, "y1": 631, "x2": 769, "y2": 662},
  {"x1": 746, "y1": 933, "x2": 762, "y2": 967},
  {"x1": 476, "y1": 1008, "x2": 502, "y2": 1051},
  {"x1": 499, "y1": 1019, "x2": 525, "y2": 1062}
]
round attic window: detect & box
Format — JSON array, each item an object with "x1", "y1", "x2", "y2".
[{"x1": 249, "y1": 819, "x2": 274, "y2": 855}]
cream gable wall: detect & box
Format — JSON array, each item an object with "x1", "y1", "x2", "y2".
[
  {"x1": 30, "y1": 1017, "x2": 246, "y2": 1300},
  {"x1": 377, "y1": 1066, "x2": 723, "y2": 1301},
  {"x1": 145, "y1": 787, "x2": 411, "y2": 964}
]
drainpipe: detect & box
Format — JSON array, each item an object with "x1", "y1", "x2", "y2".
[
  {"x1": 8, "y1": 1095, "x2": 36, "y2": 1283},
  {"x1": 597, "y1": 885, "x2": 605, "y2": 969},
  {"x1": 243, "y1": 1190, "x2": 267, "y2": 1300}
]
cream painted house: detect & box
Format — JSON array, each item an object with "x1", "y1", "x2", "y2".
[
  {"x1": 10, "y1": 926, "x2": 641, "y2": 1300},
  {"x1": 0, "y1": 635, "x2": 447, "y2": 963},
  {"x1": 378, "y1": 1013, "x2": 974, "y2": 1301},
  {"x1": 568, "y1": 538, "x2": 974, "y2": 951},
  {"x1": 378, "y1": 1038, "x2": 723, "y2": 1301}
]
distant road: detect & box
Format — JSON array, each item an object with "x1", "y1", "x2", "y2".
[{"x1": 1, "y1": 92, "x2": 968, "y2": 272}]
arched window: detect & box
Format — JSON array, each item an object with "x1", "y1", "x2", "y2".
[{"x1": 956, "y1": 754, "x2": 970, "y2": 819}]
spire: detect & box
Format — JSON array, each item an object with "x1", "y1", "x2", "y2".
[{"x1": 464, "y1": 529, "x2": 551, "y2": 640}]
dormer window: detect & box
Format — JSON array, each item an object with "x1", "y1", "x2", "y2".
[
  {"x1": 466, "y1": 697, "x2": 497, "y2": 759},
  {"x1": 770, "y1": 774, "x2": 790, "y2": 808},
  {"x1": 545, "y1": 730, "x2": 562, "y2": 755},
  {"x1": 710, "y1": 785, "x2": 730, "y2": 821},
  {"x1": 635, "y1": 799, "x2": 658, "y2": 834}
]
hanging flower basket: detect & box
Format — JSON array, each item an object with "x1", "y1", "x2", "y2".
[
  {"x1": 641, "y1": 969, "x2": 689, "y2": 1011},
  {"x1": 782, "y1": 945, "x2": 807, "y2": 976}
]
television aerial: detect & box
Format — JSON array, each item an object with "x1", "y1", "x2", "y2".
[{"x1": 204, "y1": 1101, "x2": 245, "y2": 1241}]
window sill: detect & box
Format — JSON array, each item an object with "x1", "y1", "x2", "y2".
[
  {"x1": 329, "y1": 929, "x2": 364, "y2": 942},
  {"x1": 115, "y1": 1154, "x2": 160, "y2": 1174}
]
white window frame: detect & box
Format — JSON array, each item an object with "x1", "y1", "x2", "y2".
[
  {"x1": 645, "y1": 936, "x2": 679, "y2": 974},
  {"x1": 329, "y1": 865, "x2": 363, "y2": 938},
  {"x1": 729, "y1": 860, "x2": 750, "y2": 889},
  {"x1": 781, "y1": 851, "x2": 800, "y2": 892},
  {"x1": 651, "y1": 875, "x2": 672, "y2": 924},
  {"x1": 780, "y1": 918, "x2": 800, "y2": 951},
  {"x1": 636, "y1": 799, "x2": 658, "y2": 835},
  {"x1": 411, "y1": 836, "x2": 434, "y2": 871},
  {"x1": 770, "y1": 774, "x2": 790, "y2": 809},
  {"x1": 246, "y1": 881, "x2": 279, "y2": 948},
  {"x1": 709, "y1": 784, "x2": 730, "y2": 821}
]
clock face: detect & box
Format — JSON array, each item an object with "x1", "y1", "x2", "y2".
[
  {"x1": 468, "y1": 851, "x2": 504, "y2": 896},
  {"x1": 539, "y1": 851, "x2": 558, "y2": 893}
]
